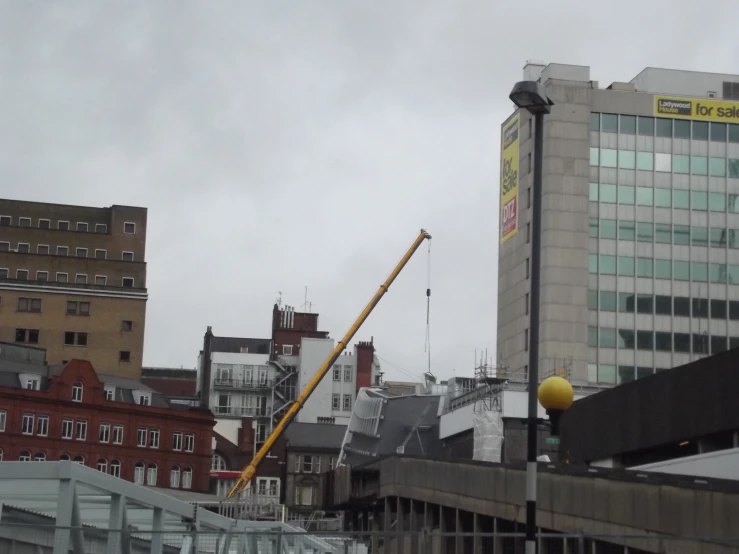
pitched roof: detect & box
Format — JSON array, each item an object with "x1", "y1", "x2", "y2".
[
  {"x1": 211, "y1": 336, "x2": 271, "y2": 354},
  {"x1": 284, "y1": 423, "x2": 347, "y2": 451}
]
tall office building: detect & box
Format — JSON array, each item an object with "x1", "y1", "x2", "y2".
[
  {"x1": 0, "y1": 200, "x2": 147, "y2": 377},
  {"x1": 497, "y1": 63, "x2": 739, "y2": 386}
]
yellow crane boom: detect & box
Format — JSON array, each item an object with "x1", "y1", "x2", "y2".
[{"x1": 227, "y1": 228, "x2": 432, "y2": 498}]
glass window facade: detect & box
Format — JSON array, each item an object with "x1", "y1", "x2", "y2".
[{"x1": 587, "y1": 111, "x2": 739, "y2": 385}]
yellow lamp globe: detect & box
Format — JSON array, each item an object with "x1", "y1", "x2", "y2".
[{"x1": 537, "y1": 376, "x2": 574, "y2": 412}]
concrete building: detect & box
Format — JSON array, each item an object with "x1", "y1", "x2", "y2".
[
  {"x1": 497, "y1": 63, "x2": 739, "y2": 386},
  {"x1": 0, "y1": 199, "x2": 148, "y2": 378},
  {"x1": 0, "y1": 343, "x2": 214, "y2": 493}
]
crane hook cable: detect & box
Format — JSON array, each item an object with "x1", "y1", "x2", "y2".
[{"x1": 424, "y1": 238, "x2": 432, "y2": 377}]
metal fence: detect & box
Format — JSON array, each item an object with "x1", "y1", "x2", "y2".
[{"x1": 0, "y1": 524, "x2": 736, "y2": 554}]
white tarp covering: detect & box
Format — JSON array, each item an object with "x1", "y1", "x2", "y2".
[{"x1": 472, "y1": 408, "x2": 503, "y2": 463}]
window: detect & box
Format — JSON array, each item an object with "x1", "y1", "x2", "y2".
[
  {"x1": 655, "y1": 295, "x2": 671, "y2": 315},
  {"x1": 0, "y1": 268, "x2": 7, "y2": 278},
  {"x1": 18, "y1": 297, "x2": 42, "y2": 312},
  {"x1": 0, "y1": 410, "x2": 5, "y2": 432},
  {"x1": 710, "y1": 158, "x2": 726, "y2": 177},
  {"x1": 57, "y1": 272, "x2": 69, "y2": 282},
  {"x1": 75, "y1": 274, "x2": 88, "y2": 284},
  {"x1": 120, "y1": 351, "x2": 131, "y2": 362},
  {"x1": 674, "y1": 297, "x2": 690, "y2": 317},
  {"x1": 36, "y1": 271, "x2": 49, "y2": 281},
  {"x1": 124, "y1": 222, "x2": 136, "y2": 234},
  {"x1": 601, "y1": 148, "x2": 617, "y2": 167},
  {"x1": 76, "y1": 222, "x2": 89, "y2": 232},
  {"x1": 636, "y1": 258, "x2": 653, "y2": 278},
  {"x1": 600, "y1": 184, "x2": 617, "y2": 203},
  {"x1": 655, "y1": 332, "x2": 672, "y2": 351},
  {"x1": 122, "y1": 277, "x2": 134, "y2": 288},
  {"x1": 589, "y1": 254, "x2": 598, "y2": 274},
  {"x1": 711, "y1": 299, "x2": 727, "y2": 320},
  {"x1": 184, "y1": 433, "x2": 195, "y2": 452},
  {"x1": 72, "y1": 455, "x2": 84, "y2": 465},
  {"x1": 19, "y1": 217, "x2": 31, "y2": 227},
  {"x1": 710, "y1": 193, "x2": 726, "y2": 212},
  {"x1": 121, "y1": 320, "x2": 133, "y2": 332},
  {"x1": 602, "y1": 114, "x2": 618, "y2": 133},
  {"x1": 170, "y1": 466, "x2": 181, "y2": 487},
  {"x1": 637, "y1": 116, "x2": 654, "y2": 136},
  {"x1": 294, "y1": 455, "x2": 301, "y2": 472},
  {"x1": 674, "y1": 333, "x2": 691, "y2": 353},
  {"x1": 19, "y1": 450, "x2": 31, "y2": 462},
  {"x1": 64, "y1": 332, "x2": 88, "y2": 346},
  {"x1": 137, "y1": 428, "x2": 147, "y2": 447},
  {"x1": 693, "y1": 121, "x2": 709, "y2": 140},
  {"x1": 600, "y1": 219, "x2": 617, "y2": 239},
  {"x1": 282, "y1": 344, "x2": 293, "y2": 355},
  {"x1": 692, "y1": 156, "x2": 708, "y2": 175},
  {"x1": 134, "y1": 463, "x2": 145, "y2": 485},
  {"x1": 599, "y1": 255, "x2": 616, "y2": 275},
  {"x1": 100, "y1": 423, "x2": 110, "y2": 443},
  {"x1": 75, "y1": 420, "x2": 87, "y2": 440},
  {"x1": 149, "y1": 428, "x2": 160, "y2": 448},
  {"x1": 693, "y1": 298, "x2": 709, "y2": 318},
  {"x1": 619, "y1": 150, "x2": 636, "y2": 169},
  {"x1": 37, "y1": 244, "x2": 49, "y2": 255},
  {"x1": 303, "y1": 455, "x2": 313, "y2": 473},
  {"x1": 66, "y1": 301, "x2": 91, "y2": 316},
  {"x1": 110, "y1": 460, "x2": 121, "y2": 478},
  {"x1": 332, "y1": 393, "x2": 340, "y2": 410},
  {"x1": 637, "y1": 331, "x2": 653, "y2": 351},
  {"x1": 618, "y1": 330, "x2": 635, "y2": 349},
  {"x1": 112, "y1": 425, "x2": 123, "y2": 444},
  {"x1": 344, "y1": 368, "x2": 352, "y2": 382},
  {"x1": 211, "y1": 452, "x2": 226, "y2": 471},
  {"x1": 692, "y1": 226, "x2": 709, "y2": 247},
  {"x1": 23, "y1": 375, "x2": 40, "y2": 390},
  {"x1": 178, "y1": 467, "x2": 192, "y2": 490},
  {"x1": 95, "y1": 223, "x2": 107, "y2": 233},
  {"x1": 94, "y1": 275, "x2": 107, "y2": 286},
  {"x1": 22, "y1": 414, "x2": 34, "y2": 435},
  {"x1": 0, "y1": 242, "x2": 8, "y2": 252},
  {"x1": 0, "y1": 215, "x2": 10, "y2": 225},
  {"x1": 17, "y1": 243, "x2": 30, "y2": 253},
  {"x1": 15, "y1": 328, "x2": 39, "y2": 344},
  {"x1": 692, "y1": 262, "x2": 708, "y2": 282},
  {"x1": 618, "y1": 256, "x2": 635, "y2": 276},
  {"x1": 62, "y1": 419, "x2": 74, "y2": 439},
  {"x1": 122, "y1": 251, "x2": 134, "y2": 262},
  {"x1": 655, "y1": 259, "x2": 671, "y2": 279},
  {"x1": 16, "y1": 269, "x2": 29, "y2": 280},
  {"x1": 599, "y1": 327, "x2": 617, "y2": 348},
  {"x1": 58, "y1": 221, "x2": 70, "y2": 231},
  {"x1": 618, "y1": 221, "x2": 635, "y2": 241},
  {"x1": 94, "y1": 249, "x2": 107, "y2": 259},
  {"x1": 104, "y1": 386, "x2": 115, "y2": 400},
  {"x1": 343, "y1": 394, "x2": 352, "y2": 411},
  {"x1": 76, "y1": 247, "x2": 88, "y2": 258},
  {"x1": 297, "y1": 485, "x2": 314, "y2": 506},
  {"x1": 57, "y1": 246, "x2": 69, "y2": 256},
  {"x1": 173, "y1": 432, "x2": 183, "y2": 451},
  {"x1": 620, "y1": 115, "x2": 636, "y2": 134},
  {"x1": 618, "y1": 185, "x2": 635, "y2": 205},
  {"x1": 71, "y1": 381, "x2": 83, "y2": 402},
  {"x1": 97, "y1": 458, "x2": 108, "y2": 472},
  {"x1": 674, "y1": 261, "x2": 690, "y2": 281}
]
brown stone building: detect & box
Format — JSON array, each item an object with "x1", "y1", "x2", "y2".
[{"x1": 0, "y1": 199, "x2": 147, "y2": 377}]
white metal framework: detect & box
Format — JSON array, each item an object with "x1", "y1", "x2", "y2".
[{"x1": 0, "y1": 461, "x2": 340, "y2": 553}]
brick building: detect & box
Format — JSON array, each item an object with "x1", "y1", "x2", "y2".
[
  {"x1": 0, "y1": 344, "x2": 214, "y2": 493},
  {"x1": 0, "y1": 199, "x2": 147, "y2": 378}
]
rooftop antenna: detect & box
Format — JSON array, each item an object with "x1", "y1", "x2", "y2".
[{"x1": 276, "y1": 291, "x2": 283, "y2": 308}]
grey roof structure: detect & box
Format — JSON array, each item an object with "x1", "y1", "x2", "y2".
[
  {"x1": 339, "y1": 390, "x2": 443, "y2": 467},
  {"x1": 284, "y1": 423, "x2": 347, "y2": 452},
  {"x1": 211, "y1": 336, "x2": 272, "y2": 354}
]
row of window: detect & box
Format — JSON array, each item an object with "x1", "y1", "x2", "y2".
[
  {"x1": 588, "y1": 327, "x2": 735, "y2": 355},
  {"x1": 589, "y1": 255, "x2": 739, "y2": 284},
  {"x1": 14, "y1": 297, "x2": 136, "y2": 330},
  {"x1": 590, "y1": 149, "x2": 739, "y2": 177},
  {"x1": 0, "y1": 242, "x2": 137, "y2": 261},
  {"x1": 590, "y1": 183, "x2": 739, "y2": 211},
  {"x1": 0, "y1": 269, "x2": 136, "y2": 287},
  {"x1": 592, "y1": 219, "x2": 739, "y2": 248},
  {"x1": 332, "y1": 365, "x2": 353, "y2": 382},
  {"x1": 0, "y1": 450, "x2": 192, "y2": 489},
  {"x1": 0, "y1": 216, "x2": 136, "y2": 234},
  {"x1": 588, "y1": 291, "x2": 739, "y2": 320},
  {"x1": 0, "y1": 411, "x2": 194, "y2": 450},
  {"x1": 331, "y1": 393, "x2": 352, "y2": 411},
  {"x1": 14, "y1": 329, "x2": 133, "y2": 360},
  {"x1": 590, "y1": 113, "x2": 739, "y2": 142},
  {"x1": 588, "y1": 364, "x2": 663, "y2": 386},
  {"x1": 293, "y1": 454, "x2": 335, "y2": 474}
]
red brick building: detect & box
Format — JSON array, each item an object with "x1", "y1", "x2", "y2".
[{"x1": 0, "y1": 353, "x2": 214, "y2": 493}]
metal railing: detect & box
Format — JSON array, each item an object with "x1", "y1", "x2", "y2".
[
  {"x1": 0, "y1": 525, "x2": 734, "y2": 554},
  {"x1": 213, "y1": 377, "x2": 272, "y2": 390},
  {"x1": 212, "y1": 406, "x2": 269, "y2": 417}
]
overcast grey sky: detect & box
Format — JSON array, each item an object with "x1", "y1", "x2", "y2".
[{"x1": 2, "y1": 1, "x2": 738, "y2": 382}]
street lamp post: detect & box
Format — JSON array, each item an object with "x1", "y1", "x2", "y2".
[{"x1": 508, "y1": 80, "x2": 554, "y2": 554}]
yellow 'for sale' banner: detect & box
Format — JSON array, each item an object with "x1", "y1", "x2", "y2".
[
  {"x1": 655, "y1": 96, "x2": 739, "y2": 123},
  {"x1": 500, "y1": 114, "x2": 520, "y2": 245}
]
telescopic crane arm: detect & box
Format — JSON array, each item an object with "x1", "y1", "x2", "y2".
[{"x1": 227, "y1": 228, "x2": 432, "y2": 498}]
